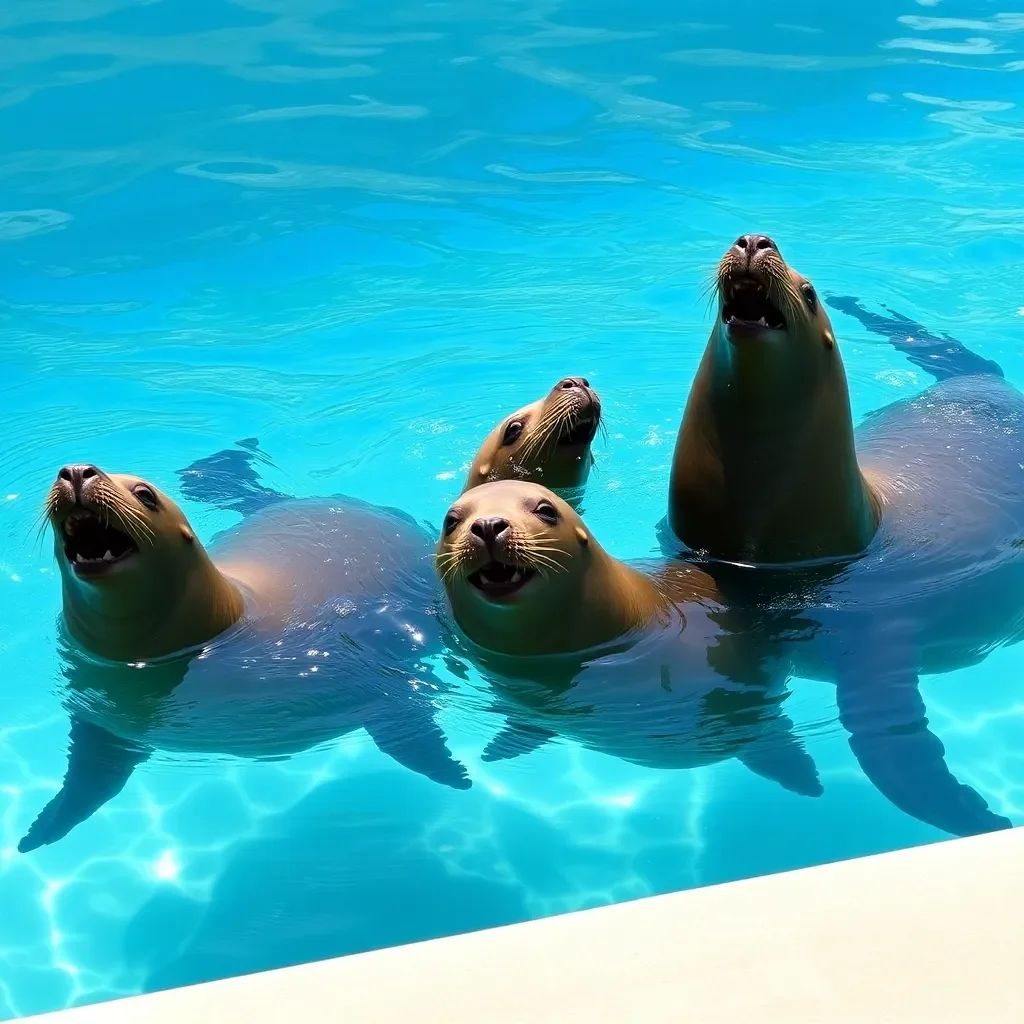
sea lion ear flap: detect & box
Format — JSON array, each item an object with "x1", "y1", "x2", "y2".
[
  {"x1": 575, "y1": 526, "x2": 589, "y2": 546},
  {"x1": 180, "y1": 525, "x2": 195, "y2": 544},
  {"x1": 823, "y1": 330, "x2": 835, "y2": 351}
]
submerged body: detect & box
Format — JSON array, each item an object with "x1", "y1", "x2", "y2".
[
  {"x1": 664, "y1": 235, "x2": 1024, "y2": 836},
  {"x1": 20, "y1": 474, "x2": 468, "y2": 854},
  {"x1": 437, "y1": 481, "x2": 823, "y2": 797}
]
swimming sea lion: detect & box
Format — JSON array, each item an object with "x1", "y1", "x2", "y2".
[
  {"x1": 18, "y1": 465, "x2": 470, "y2": 853},
  {"x1": 175, "y1": 378, "x2": 603, "y2": 522},
  {"x1": 461, "y1": 377, "x2": 601, "y2": 494},
  {"x1": 435, "y1": 480, "x2": 822, "y2": 797},
  {"x1": 665, "y1": 234, "x2": 1023, "y2": 836},
  {"x1": 668, "y1": 233, "x2": 880, "y2": 564}
]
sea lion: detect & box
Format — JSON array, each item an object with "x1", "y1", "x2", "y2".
[
  {"x1": 435, "y1": 480, "x2": 823, "y2": 796},
  {"x1": 668, "y1": 233, "x2": 880, "y2": 564},
  {"x1": 18, "y1": 464, "x2": 470, "y2": 854},
  {"x1": 461, "y1": 377, "x2": 601, "y2": 495},
  {"x1": 664, "y1": 234, "x2": 1023, "y2": 836},
  {"x1": 175, "y1": 378, "x2": 603, "y2": 522}
]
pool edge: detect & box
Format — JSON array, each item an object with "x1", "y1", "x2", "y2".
[{"x1": 26, "y1": 828, "x2": 1024, "y2": 1022}]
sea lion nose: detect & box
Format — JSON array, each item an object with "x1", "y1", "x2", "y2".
[
  {"x1": 57, "y1": 464, "x2": 100, "y2": 501},
  {"x1": 733, "y1": 234, "x2": 777, "y2": 255},
  {"x1": 470, "y1": 516, "x2": 510, "y2": 549},
  {"x1": 557, "y1": 377, "x2": 590, "y2": 391}
]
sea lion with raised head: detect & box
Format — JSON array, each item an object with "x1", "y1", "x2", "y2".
[
  {"x1": 18, "y1": 464, "x2": 470, "y2": 853},
  {"x1": 435, "y1": 480, "x2": 822, "y2": 796},
  {"x1": 175, "y1": 378, "x2": 603, "y2": 521},
  {"x1": 664, "y1": 234, "x2": 1024, "y2": 837},
  {"x1": 462, "y1": 377, "x2": 601, "y2": 495}
]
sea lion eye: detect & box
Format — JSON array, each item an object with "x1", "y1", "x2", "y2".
[
  {"x1": 443, "y1": 511, "x2": 462, "y2": 537},
  {"x1": 501, "y1": 421, "x2": 524, "y2": 447},
  {"x1": 801, "y1": 283, "x2": 818, "y2": 314},
  {"x1": 133, "y1": 485, "x2": 159, "y2": 510},
  {"x1": 533, "y1": 500, "x2": 559, "y2": 525}
]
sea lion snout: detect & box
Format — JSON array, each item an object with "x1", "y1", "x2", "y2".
[
  {"x1": 732, "y1": 234, "x2": 777, "y2": 257},
  {"x1": 727, "y1": 233, "x2": 783, "y2": 281},
  {"x1": 56, "y1": 464, "x2": 103, "y2": 505},
  {"x1": 551, "y1": 378, "x2": 602, "y2": 446},
  {"x1": 470, "y1": 516, "x2": 510, "y2": 554}
]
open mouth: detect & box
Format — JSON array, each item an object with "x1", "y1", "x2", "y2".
[
  {"x1": 467, "y1": 561, "x2": 536, "y2": 600},
  {"x1": 558, "y1": 409, "x2": 600, "y2": 447},
  {"x1": 61, "y1": 508, "x2": 139, "y2": 577},
  {"x1": 721, "y1": 272, "x2": 787, "y2": 332}
]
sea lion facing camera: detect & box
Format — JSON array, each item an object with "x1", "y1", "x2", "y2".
[
  {"x1": 664, "y1": 234, "x2": 1023, "y2": 837},
  {"x1": 435, "y1": 480, "x2": 823, "y2": 797},
  {"x1": 19, "y1": 465, "x2": 470, "y2": 853}
]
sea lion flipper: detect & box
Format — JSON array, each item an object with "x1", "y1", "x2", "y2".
[
  {"x1": 825, "y1": 296, "x2": 1004, "y2": 382},
  {"x1": 176, "y1": 439, "x2": 290, "y2": 517},
  {"x1": 481, "y1": 721, "x2": 556, "y2": 763},
  {"x1": 835, "y1": 626, "x2": 1011, "y2": 837},
  {"x1": 18, "y1": 717, "x2": 151, "y2": 854},
  {"x1": 735, "y1": 712, "x2": 823, "y2": 798},
  {"x1": 364, "y1": 701, "x2": 471, "y2": 791}
]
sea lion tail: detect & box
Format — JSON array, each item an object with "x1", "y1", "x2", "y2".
[
  {"x1": 18, "y1": 718, "x2": 151, "y2": 854},
  {"x1": 826, "y1": 296, "x2": 1004, "y2": 383},
  {"x1": 176, "y1": 438, "x2": 291, "y2": 517}
]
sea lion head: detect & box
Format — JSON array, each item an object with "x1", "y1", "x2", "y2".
[
  {"x1": 437, "y1": 479, "x2": 610, "y2": 656},
  {"x1": 712, "y1": 234, "x2": 839, "y2": 393},
  {"x1": 45, "y1": 464, "x2": 232, "y2": 660},
  {"x1": 463, "y1": 377, "x2": 601, "y2": 493}
]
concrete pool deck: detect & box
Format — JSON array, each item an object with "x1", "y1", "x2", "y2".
[{"x1": 30, "y1": 827, "x2": 1022, "y2": 1023}]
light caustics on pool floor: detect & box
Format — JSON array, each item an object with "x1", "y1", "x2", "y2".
[{"x1": 2, "y1": 0, "x2": 1024, "y2": 1019}]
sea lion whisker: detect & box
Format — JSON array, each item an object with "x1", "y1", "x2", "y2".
[
  {"x1": 94, "y1": 485, "x2": 155, "y2": 547},
  {"x1": 516, "y1": 401, "x2": 572, "y2": 463}
]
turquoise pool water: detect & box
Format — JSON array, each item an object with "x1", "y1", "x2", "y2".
[{"x1": 2, "y1": 0, "x2": 1023, "y2": 1016}]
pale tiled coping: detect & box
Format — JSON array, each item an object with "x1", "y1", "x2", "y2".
[{"x1": 30, "y1": 828, "x2": 1022, "y2": 1023}]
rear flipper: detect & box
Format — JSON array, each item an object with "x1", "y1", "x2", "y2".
[
  {"x1": 365, "y1": 695, "x2": 471, "y2": 790},
  {"x1": 736, "y1": 710, "x2": 823, "y2": 798},
  {"x1": 826, "y1": 296, "x2": 1004, "y2": 383},
  {"x1": 834, "y1": 619, "x2": 1011, "y2": 837},
  {"x1": 19, "y1": 717, "x2": 152, "y2": 854},
  {"x1": 481, "y1": 721, "x2": 557, "y2": 763},
  {"x1": 176, "y1": 438, "x2": 291, "y2": 517}
]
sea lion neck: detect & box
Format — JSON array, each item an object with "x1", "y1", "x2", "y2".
[
  {"x1": 60, "y1": 549, "x2": 245, "y2": 664},
  {"x1": 669, "y1": 333, "x2": 882, "y2": 564}
]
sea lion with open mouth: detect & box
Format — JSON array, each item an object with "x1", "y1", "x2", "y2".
[
  {"x1": 663, "y1": 234, "x2": 1024, "y2": 837},
  {"x1": 18, "y1": 464, "x2": 471, "y2": 853},
  {"x1": 462, "y1": 376, "x2": 601, "y2": 495}
]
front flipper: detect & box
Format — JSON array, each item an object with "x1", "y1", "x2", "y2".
[
  {"x1": 825, "y1": 296, "x2": 1004, "y2": 383},
  {"x1": 19, "y1": 717, "x2": 152, "y2": 854},
  {"x1": 176, "y1": 438, "x2": 291, "y2": 517},
  {"x1": 834, "y1": 619, "x2": 1011, "y2": 837},
  {"x1": 481, "y1": 721, "x2": 556, "y2": 763},
  {"x1": 736, "y1": 710, "x2": 823, "y2": 798},
  {"x1": 364, "y1": 696, "x2": 471, "y2": 791}
]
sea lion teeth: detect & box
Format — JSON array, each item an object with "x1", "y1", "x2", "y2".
[{"x1": 102, "y1": 550, "x2": 114, "y2": 562}]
